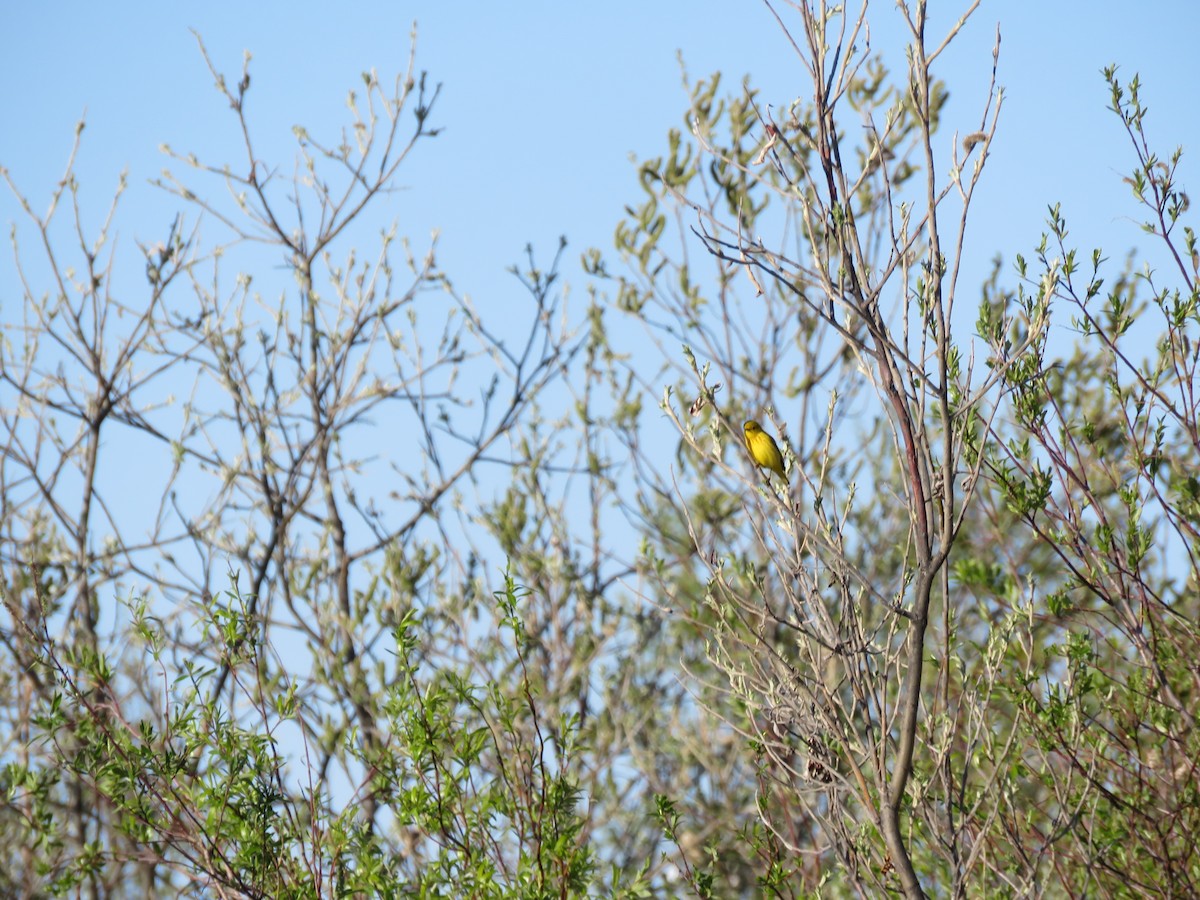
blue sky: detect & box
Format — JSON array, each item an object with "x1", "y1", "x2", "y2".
[
  {"x1": 2, "y1": 2, "x2": 1198, "y2": 594},
  {"x1": 4, "y1": 2, "x2": 1197, "y2": 310}
]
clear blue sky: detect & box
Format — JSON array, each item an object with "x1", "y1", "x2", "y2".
[
  {"x1": 3, "y1": 2, "x2": 1197, "y2": 308},
  {"x1": 2, "y1": 2, "x2": 1197, "y2": 588}
]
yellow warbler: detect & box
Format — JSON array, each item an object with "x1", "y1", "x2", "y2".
[{"x1": 743, "y1": 420, "x2": 787, "y2": 483}]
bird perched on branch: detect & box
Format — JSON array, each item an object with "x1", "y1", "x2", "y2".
[{"x1": 743, "y1": 420, "x2": 788, "y2": 484}]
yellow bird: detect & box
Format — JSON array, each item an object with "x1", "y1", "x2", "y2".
[{"x1": 743, "y1": 420, "x2": 788, "y2": 483}]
